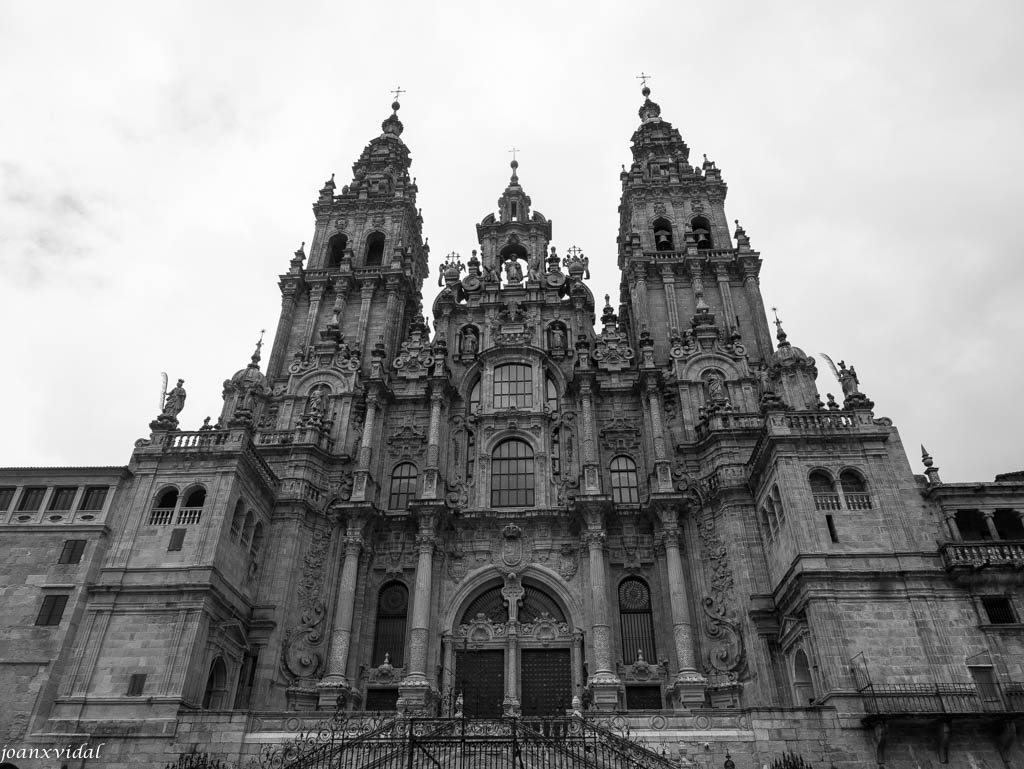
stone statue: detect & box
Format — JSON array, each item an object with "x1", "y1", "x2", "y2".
[
  {"x1": 550, "y1": 325, "x2": 566, "y2": 350},
  {"x1": 162, "y1": 379, "x2": 187, "y2": 417},
  {"x1": 527, "y1": 252, "x2": 542, "y2": 282},
  {"x1": 706, "y1": 374, "x2": 728, "y2": 404},
  {"x1": 482, "y1": 259, "x2": 500, "y2": 284},
  {"x1": 307, "y1": 385, "x2": 326, "y2": 417},
  {"x1": 462, "y1": 327, "x2": 478, "y2": 355},
  {"x1": 756, "y1": 365, "x2": 773, "y2": 396},
  {"x1": 837, "y1": 360, "x2": 859, "y2": 396},
  {"x1": 504, "y1": 257, "x2": 523, "y2": 284}
]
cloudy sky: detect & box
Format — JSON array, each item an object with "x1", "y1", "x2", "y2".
[{"x1": 1, "y1": 2, "x2": 1021, "y2": 483}]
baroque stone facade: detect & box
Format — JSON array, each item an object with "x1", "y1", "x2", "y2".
[{"x1": 2, "y1": 89, "x2": 1024, "y2": 768}]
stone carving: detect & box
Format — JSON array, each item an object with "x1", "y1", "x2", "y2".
[
  {"x1": 386, "y1": 421, "x2": 427, "y2": 458},
  {"x1": 281, "y1": 524, "x2": 332, "y2": 680},
  {"x1": 598, "y1": 416, "x2": 641, "y2": 451},
  {"x1": 503, "y1": 257, "x2": 523, "y2": 284},
  {"x1": 695, "y1": 510, "x2": 746, "y2": 678},
  {"x1": 556, "y1": 543, "x2": 579, "y2": 580},
  {"x1": 501, "y1": 523, "x2": 524, "y2": 568},
  {"x1": 393, "y1": 317, "x2": 435, "y2": 379},
  {"x1": 162, "y1": 379, "x2": 187, "y2": 417}
]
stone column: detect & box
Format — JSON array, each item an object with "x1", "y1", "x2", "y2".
[
  {"x1": 400, "y1": 511, "x2": 439, "y2": 713},
  {"x1": 944, "y1": 513, "x2": 961, "y2": 541},
  {"x1": 657, "y1": 508, "x2": 706, "y2": 709},
  {"x1": 981, "y1": 509, "x2": 1001, "y2": 541},
  {"x1": 714, "y1": 262, "x2": 736, "y2": 336},
  {"x1": 583, "y1": 513, "x2": 620, "y2": 709},
  {"x1": 660, "y1": 264, "x2": 680, "y2": 333},
  {"x1": 350, "y1": 393, "x2": 378, "y2": 503},
  {"x1": 631, "y1": 263, "x2": 649, "y2": 321},
  {"x1": 422, "y1": 389, "x2": 444, "y2": 500},
  {"x1": 302, "y1": 283, "x2": 326, "y2": 349},
  {"x1": 646, "y1": 381, "x2": 674, "y2": 493},
  {"x1": 383, "y1": 279, "x2": 400, "y2": 359},
  {"x1": 579, "y1": 379, "x2": 601, "y2": 494},
  {"x1": 740, "y1": 260, "x2": 774, "y2": 359},
  {"x1": 317, "y1": 521, "x2": 364, "y2": 709},
  {"x1": 356, "y1": 279, "x2": 377, "y2": 361},
  {"x1": 268, "y1": 292, "x2": 298, "y2": 379}
]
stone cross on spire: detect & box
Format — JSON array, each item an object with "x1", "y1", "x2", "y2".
[
  {"x1": 390, "y1": 85, "x2": 406, "y2": 100},
  {"x1": 508, "y1": 147, "x2": 521, "y2": 163},
  {"x1": 635, "y1": 71, "x2": 653, "y2": 89}
]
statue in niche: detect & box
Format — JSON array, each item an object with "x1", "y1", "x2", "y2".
[
  {"x1": 306, "y1": 385, "x2": 327, "y2": 418},
  {"x1": 504, "y1": 257, "x2": 523, "y2": 284},
  {"x1": 706, "y1": 373, "x2": 729, "y2": 405},
  {"x1": 462, "y1": 327, "x2": 479, "y2": 356},
  {"x1": 756, "y1": 365, "x2": 773, "y2": 396},
  {"x1": 549, "y1": 324, "x2": 566, "y2": 350},
  {"x1": 162, "y1": 379, "x2": 187, "y2": 417}
]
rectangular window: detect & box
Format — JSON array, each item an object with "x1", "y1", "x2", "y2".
[
  {"x1": 981, "y1": 596, "x2": 1016, "y2": 624},
  {"x1": 48, "y1": 487, "x2": 78, "y2": 512},
  {"x1": 168, "y1": 529, "x2": 187, "y2": 552},
  {"x1": 35, "y1": 594, "x2": 69, "y2": 626},
  {"x1": 826, "y1": 515, "x2": 839, "y2": 543},
  {"x1": 17, "y1": 487, "x2": 46, "y2": 512},
  {"x1": 493, "y1": 364, "x2": 533, "y2": 409},
  {"x1": 58, "y1": 539, "x2": 87, "y2": 565},
  {"x1": 0, "y1": 487, "x2": 17, "y2": 511},
  {"x1": 127, "y1": 673, "x2": 147, "y2": 696},
  {"x1": 79, "y1": 486, "x2": 109, "y2": 511}
]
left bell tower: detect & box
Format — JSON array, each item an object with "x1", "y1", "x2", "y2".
[{"x1": 265, "y1": 97, "x2": 430, "y2": 384}]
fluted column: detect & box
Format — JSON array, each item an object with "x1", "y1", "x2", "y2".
[
  {"x1": 714, "y1": 262, "x2": 736, "y2": 336},
  {"x1": 356, "y1": 279, "x2": 377, "y2": 361},
  {"x1": 660, "y1": 264, "x2": 680, "y2": 333},
  {"x1": 317, "y1": 520, "x2": 365, "y2": 708},
  {"x1": 302, "y1": 283, "x2": 326, "y2": 349},
  {"x1": 350, "y1": 393, "x2": 378, "y2": 502},
  {"x1": 657, "y1": 508, "x2": 706, "y2": 709},
  {"x1": 583, "y1": 513, "x2": 619, "y2": 709},
  {"x1": 400, "y1": 511, "x2": 439, "y2": 713}
]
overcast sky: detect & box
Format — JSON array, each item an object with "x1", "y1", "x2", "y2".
[{"x1": 1, "y1": 1, "x2": 1021, "y2": 483}]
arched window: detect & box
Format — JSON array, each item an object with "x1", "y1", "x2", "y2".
[
  {"x1": 202, "y1": 657, "x2": 228, "y2": 709},
  {"x1": 241, "y1": 512, "x2": 255, "y2": 549},
  {"x1": 763, "y1": 497, "x2": 779, "y2": 540},
  {"x1": 809, "y1": 471, "x2": 839, "y2": 511},
  {"x1": 461, "y1": 585, "x2": 509, "y2": 623},
  {"x1": 250, "y1": 521, "x2": 264, "y2": 557},
  {"x1": 468, "y1": 379, "x2": 481, "y2": 414},
  {"x1": 793, "y1": 649, "x2": 814, "y2": 705},
  {"x1": 619, "y1": 577, "x2": 656, "y2": 664},
  {"x1": 178, "y1": 487, "x2": 206, "y2": 524},
  {"x1": 610, "y1": 455, "x2": 640, "y2": 504},
  {"x1": 149, "y1": 487, "x2": 178, "y2": 525},
  {"x1": 652, "y1": 217, "x2": 674, "y2": 251},
  {"x1": 365, "y1": 232, "x2": 385, "y2": 266},
  {"x1": 691, "y1": 216, "x2": 713, "y2": 249},
  {"x1": 327, "y1": 233, "x2": 348, "y2": 267},
  {"x1": 389, "y1": 463, "x2": 418, "y2": 510},
  {"x1": 230, "y1": 500, "x2": 245, "y2": 540},
  {"x1": 491, "y1": 439, "x2": 535, "y2": 507},
  {"x1": 520, "y1": 584, "x2": 566, "y2": 622},
  {"x1": 839, "y1": 470, "x2": 871, "y2": 509},
  {"x1": 545, "y1": 376, "x2": 558, "y2": 412},
  {"x1": 493, "y1": 364, "x2": 533, "y2": 409},
  {"x1": 373, "y1": 582, "x2": 408, "y2": 667}
]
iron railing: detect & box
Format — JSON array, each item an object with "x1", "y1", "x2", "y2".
[
  {"x1": 860, "y1": 682, "x2": 1024, "y2": 717},
  {"x1": 255, "y1": 715, "x2": 677, "y2": 769}
]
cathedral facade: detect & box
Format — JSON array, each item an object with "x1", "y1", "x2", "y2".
[{"x1": 2, "y1": 89, "x2": 1023, "y2": 768}]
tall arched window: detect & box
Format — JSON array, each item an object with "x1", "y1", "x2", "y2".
[
  {"x1": 691, "y1": 216, "x2": 713, "y2": 249},
  {"x1": 840, "y1": 470, "x2": 871, "y2": 509},
  {"x1": 546, "y1": 376, "x2": 558, "y2": 412},
  {"x1": 389, "y1": 463, "x2": 418, "y2": 510},
  {"x1": 373, "y1": 582, "x2": 408, "y2": 666},
  {"x1": 491, "y1": 439, "x2": 535, "y2": 507},
  {"x1": 468, "y1": 379, "x2": 481, "y2": 414},
  {"x1": 793, "y1": 649, "x2": 814, "y2": 705},
  {"x1": 619, "y1": 577, "x2": 656, "y2": 664},
  {"x1": 610, "y1": 456, "x2": 640, "y2": 504},
  {"x1": 202, "y1": 657, "x2": 228, "y2": 709},
  {"x1": 240, "y1": 512, "x2": 255, "y2": 548},
  {"x1": 150, "y1": 487, "x2": 178, "y2": 525},
  {"x1": 652, "y1": 217, "x2": 674, "y2": 251},
  {"x1": 365, "y1": 232, "x2": 385, "y2": 266},
  {"x1": 327, "y1": 233, "x2": 348, "y2": 267},
  {"x1": 493, "y1": 364, "x2": 533, "y2": 409},
  {"x1": 179, "y1": 487, "x2": 206, "y2": 524},
  {"x1": 230, "y1": 500, "x2": 245, "y2": 540}
]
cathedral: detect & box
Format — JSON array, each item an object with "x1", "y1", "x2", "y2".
[{"x1": 2, "y1": 87, "x2": 1023, "y2": 769}]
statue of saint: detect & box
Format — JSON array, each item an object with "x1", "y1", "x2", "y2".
[
  {"x1": 837, "y1": 360, "x2": 859, "y2": 396},
  {"x1": 462, "y1": 327, "x2": 479, "y2": 355},
  {"x1": 706, "y1": 374, "x2": 728, "y2": 404},
  {"x1": 307, "y1": 385, "x2": 326, "y2": 417},
  {"x1": 162, "y1": 379, "x2": 187, "y2": 417},
  {"x1": 550, "y1": 325, "x2": 566, "y2": 350},
  {"x1": 504, "y1": 258, "x2": 523, "y2": 284},
  {"x1": 527, "y1": 252, "x2": 543, "y2": 282}
]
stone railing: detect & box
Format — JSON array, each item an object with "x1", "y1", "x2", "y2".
[
  {"x1": 257, "y1": 427, "x2": 334, "y2": 452},
  {"x1": 940, "y1": 541, "x2": 1024, "y2": 570},
  {"x1": 163, "y1": 430, "x2": 231, "y2": 450},
  {"x1": 696, "y1": 412, "x2": 763, "y2": 440},
  {"x1": 784, "y1": 412, "x2": 856, "y2": 431},
  {"x1": 813, "y1": 493, "x2": 841, "y2": 511}
]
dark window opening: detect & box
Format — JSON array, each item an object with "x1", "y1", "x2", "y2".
[
  {"x1": 202, "y1": 658, "x2": 228, "y2": 709},
  {"x1": 840, "y1": 470, "x2": 871, "y2": 509},
  {"x1": 625, "y1": 686, "x2": 662, "y2": 710},
  {"x1": 618, "y1": 577, "x2": 656, "y2": 664},
  {"x1": 511, "y1": 202, "x2": 518, "y2": 221},
  {"x1": 995, "y1": 509, "x2": 1024, "y2": 540},
  {"x1": 156, "y1": 488, "x2": 179, "y2": 509},
  {"x1": 0, "y1": 487, "x2": 15, "y2": 511},
  {"x1": 955, "y1": 509, "x2": 991, "y2": 541},
  {"x1": 373, "y1": 583, "x2": 409, "y2": 667},
  {"x1": 981, "y1": 596, "x2": 1016, "y2": 625},
  {"x1": 79, "y1": 486, "x2": 109, "y2": 511},
  {"x1": 461, "y1": 585, "x2": 509, "y2": 624},
  {"x1": 48, "y1": 487, "x2": 77, "y2": 512},
  {"x1": 491, "y1": 439, "x2": 535, "y2": 507},
  {"x1": 810, "y1": 471, "x2": 840, "y2": 511},
  {"x1": 388, "y1": 463, "x2": 418, "y2": 511},
  {"x1": 468, "y1": 380, "x2": 481, "y2": 414},
  {"x1": 691, "y1": 216, "x2": 713, "y2": 249},
  {"x1": 127, "y1": 673, "x2": 147, "y2": 696},
  {"x1": 652, "y1": 217, "x2": 674, "y2": 251},
  {"x1": 365, "y1": 688, "x2": 399, "y2": 711},
  {"x1": 58, "y1": 539, "x2": 87, "y2": 565},
  {"x1": 233, "y1": 651, "x2": 260, "y2": 710},
  {"x1": 327, "y1": 233, "x2": 349, "y2": 267},
  {"x1": 168, "y1": 528, "x2": 187, "y2": 551},
  {"x1": 610, "y1": 455, "x2": 640, "y2": 505},
  {"x1": 825, "y1": 514, "x2": 839, "y2": 543},
  {"x1": 365, "y1": 232, "x2": 385, "y2": 266},
  {"x1": 493, "y1": 364, "x2": 533, "y2": 409},
  {"x1": 17, "y1": 487, "x2": 46, "y2": 512},
  {"x1": 35, "y1": 594, "x2": 69, "y2": 626}
]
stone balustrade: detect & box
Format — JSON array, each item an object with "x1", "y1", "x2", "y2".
[{"x1": 940, "y1": 541, "x2": 1024, "y2": 570}]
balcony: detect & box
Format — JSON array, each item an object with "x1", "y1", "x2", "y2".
[
  {"x1": 940, "y1": 541, "x2": 1024, "y2": 571},
  {"x1": 861, "y1": 681, "x2": 1024, "y2": 719},
  {"x1": 256, "y1": 427, "x2": 334, "y2": 452}
]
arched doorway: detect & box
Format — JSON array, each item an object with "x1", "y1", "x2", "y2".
[{"x1": 445, "y1": 575, "x2": 581, "y2": 717}]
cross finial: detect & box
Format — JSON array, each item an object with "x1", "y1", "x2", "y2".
[
  {"x1": 636, "y1": 71, "x2": 652, "y2": 88},
  {"x1": 390, "y1": 85, "x2": 406, "y2": 100},
  {"x1": 508, "y1": 147, "x2": 520, "y2": 163},
  {"x1": 770, "y1": 306, "x2": 784, "y2": 331}
]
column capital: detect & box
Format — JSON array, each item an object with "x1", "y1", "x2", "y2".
[
  {"x1": 342, "y1": 535, "x2": 364, "y2": 555},
  {"x1": 582, "y1": 530, "x2": 606, "y2": 549}
]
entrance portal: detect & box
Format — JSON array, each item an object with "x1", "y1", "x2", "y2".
[{"x1": 520, "y1": 648, "x2": 571, "y2": 716}]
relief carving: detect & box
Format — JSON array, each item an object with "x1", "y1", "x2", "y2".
[
  {"x1": 696, "y1": 510, "x2": 746, "y2": 679},
  {"x1": 281, "y1": 524, "x2": 333, "y2": 680}
]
